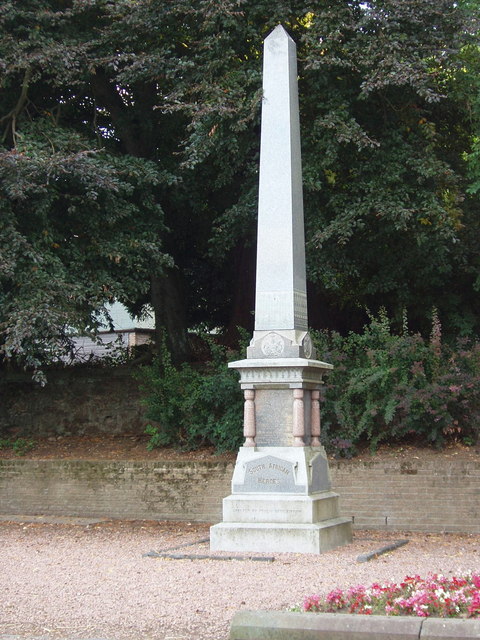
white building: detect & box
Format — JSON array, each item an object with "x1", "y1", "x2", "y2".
[{"x1": 68, "y1": 302, "x2": 155, "y2": 362}]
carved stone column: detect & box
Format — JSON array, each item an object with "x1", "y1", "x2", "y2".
[
  {"x1": 243, "y1": 389, "x2": 256, "y2": 447},
  {"x1": 311, "y1": 389, "x2": 321, "y2": 446},
  {"x1": 292, "y1": 389, "x2": 305, "y2": 446}
]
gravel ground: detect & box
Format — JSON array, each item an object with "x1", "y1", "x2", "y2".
[{"x1": 1, "y1": 518, "x2": 479, "y2": 640}]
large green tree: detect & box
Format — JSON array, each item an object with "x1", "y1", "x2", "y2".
[{"x1": 1, "y1": 0, "x2": 479, "y2": 376}]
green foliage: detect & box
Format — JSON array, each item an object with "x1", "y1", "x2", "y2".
[
  {"x1": 0, "y1": 0, "x2": 479, "y2": 369},
  {"x1": 0, "y1": 437, "x2": 35, "y2": 456},
  {"x1": 139, "y1": 338, "x2": 243, "y2": 452},
  {"x1": 299, "y1": 1, "x2": 480, "y2": 335},
  {"x1": 0, "y1": 120, "x2": 172, "y2": 378},
  {"x1": 314, "y1": 310, "x2": 480, "y2": 452}
]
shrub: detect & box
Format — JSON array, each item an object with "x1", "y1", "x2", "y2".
[
  {"x1": 139, "y1": 338, "x2": 243, "y2": 452},
  {"x1": 140, "y1": 312, "x2": 480, "y2": 455},
  {"x1": 314, "y1": 310, "x2": 480, "y2": 452},
  {"x1": 0, "y1": 437, "x2": 35, "y2": 456}
]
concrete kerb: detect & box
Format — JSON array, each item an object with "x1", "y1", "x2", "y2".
[
  {"x1": 356, "y1": 538, "x2": 409, "y2": 563},
  {"x1": 422, "y1": 617, "x2": 480, "y2": 640},
  {"x1": 229, "y1": 611, "x2": 480, "y2": 640}
]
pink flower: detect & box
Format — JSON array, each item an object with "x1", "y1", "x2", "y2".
[
  {"x1": 468, "y1": 591, "x2": 480, "y2": 617},
  {"x1": 303, "y1": 594, "x2": 321, "y2": 612},
  {"x1": 301, "y1": 574, "x2": 480, "y2": 619}
]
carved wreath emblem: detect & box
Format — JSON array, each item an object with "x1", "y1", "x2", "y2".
[
  {"x1": 261, "y1": 333, "x2": 285, "y2": 357},
  {"x1": 303, "y1": 334, "x2": 313, "y2": 358}
]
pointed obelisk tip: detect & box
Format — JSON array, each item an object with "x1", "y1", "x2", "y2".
[{"x1": 266, "y1": 24, "x2": 293, "y2": 42}]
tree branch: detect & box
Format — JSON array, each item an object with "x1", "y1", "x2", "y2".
[
  {"x1": 90, "y1": 68, "x2": 155, "y2": 157},
  {"x1": 1, "y1": 68, "x2": 32, "y2": 144}
]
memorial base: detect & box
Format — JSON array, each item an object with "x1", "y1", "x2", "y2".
[
  {"x1": 210, "y1": 518, "x2": 352, "y2": 554},
  {"x1": 210, "y1": 446, "x2": 352, "y2": 554}
]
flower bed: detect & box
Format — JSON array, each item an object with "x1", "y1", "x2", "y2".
[{"x1": 303, "y1": 574, "x2": 480, "y2": 618}]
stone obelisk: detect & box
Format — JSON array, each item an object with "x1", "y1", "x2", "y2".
[{"x1": 210, "y1": 26, "x2": 352, "y2": 554}]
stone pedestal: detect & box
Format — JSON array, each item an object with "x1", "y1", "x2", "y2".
[
  {"x1": 210, "y1": 446, "x2": 352, "y2": 553},
  {"x1": 210, "y1": 360, "x2": 352, "y2": 554}
]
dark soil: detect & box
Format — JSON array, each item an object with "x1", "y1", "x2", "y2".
[
  {"x1": 0, "y1": 433, "x2": 479, "y2": 463},
  {"x1": 0, "y1": 433, "x2": 236, "y2": 461}
]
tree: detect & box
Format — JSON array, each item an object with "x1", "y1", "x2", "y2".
[
  {"x1": 1, "y1": 1, "x2": 479, "y2": 378},
  {"x1": 298, "y1": 0, "x2": 480, "y2": 335},
  {"x1": 0, "y1": 121, "x2": 172, "y2": 380},
  {"x1": 143, "y1": 0, "x2": 480, "y2": 336}
]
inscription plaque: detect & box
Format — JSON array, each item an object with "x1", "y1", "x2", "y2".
[
  {"x1": 233, "y1": 455, "x2": 306, "y2": 494},
  {"x1": 255, "y1": 389, "x2": 293, "y2": 446}
]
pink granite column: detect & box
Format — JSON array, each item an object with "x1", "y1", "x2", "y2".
[
  {"x1": 311, "y1": 389, "x2": 321, "y2": 446},
  {"x1": 243, "y1": 389, "x2": 256, "y2": 447}
]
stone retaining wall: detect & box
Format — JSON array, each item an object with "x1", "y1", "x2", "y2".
[
  {"x1": 0, "y1": 456, "x2": 479, "y2": 532},
  {"x1": 0, "y1": 459, "x2": 234, "y2": 522},
  {"x1": 0, "y1": 366, "x2": 146, "y2": 437},
  {"x1": 331, "y1": 457, "x2": 480, "y2": 534}
]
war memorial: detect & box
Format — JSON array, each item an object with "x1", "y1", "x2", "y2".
[{"x1": 210, "y1": 26, "x2": 352, "y2": 554}]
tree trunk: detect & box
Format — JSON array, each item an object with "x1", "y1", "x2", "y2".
[
  {"x1": 91, "y1": 73, "x2": 189, "y2": 362},
  {"x1": 223, "y1": 242, "x2": 256, "y2": 347},
  {"x1": 150, "y1": 270, "x2": 190, "y2": 365}
]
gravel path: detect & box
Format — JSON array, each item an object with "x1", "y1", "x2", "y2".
[{"x1": 1, "y1": 518, "x2": 479, "y2": 640}]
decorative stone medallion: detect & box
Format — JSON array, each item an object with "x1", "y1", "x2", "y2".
[
  {"x1": 261, "y1": 333, "x2": 285, "y2": 357},
  {"x1": 303, "y1": 334, "x2": 313, "y2": 358}
]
